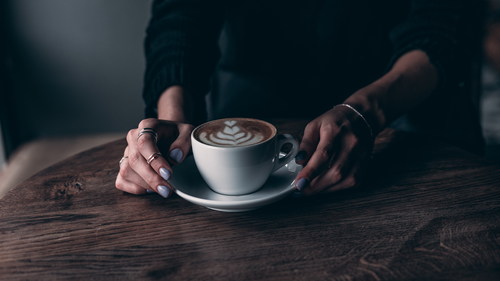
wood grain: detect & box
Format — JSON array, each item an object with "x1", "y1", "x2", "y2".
[{"x1": 0, "y1": 120, "x2": 499, "y2": 280}]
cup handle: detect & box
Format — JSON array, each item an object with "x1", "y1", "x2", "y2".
[{"x1": 272, "y1": 134, "x2": 299, "y2": 172}]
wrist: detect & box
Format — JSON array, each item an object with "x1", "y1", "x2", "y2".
[
  {"x1": 333, "y1": 103, "x2": 374, "y2": 140},
  {"x1": 343, "y1": 50, "x2": 438, "y2": 135},
  {"x1": 157, "y1": 85, "x2": 192, "y2": 122},
  {"x1": 342, "y1": 85, "x2": 387, "y2": 136}
]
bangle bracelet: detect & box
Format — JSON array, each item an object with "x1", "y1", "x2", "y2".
[{"x1": 333, "y1": 103, "x2": 374, "y2": 139}]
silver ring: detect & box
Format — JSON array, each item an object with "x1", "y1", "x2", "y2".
[
  {"x1": 119, "y1": 156, "x2": 129, "y2": 165},
  {"x1": 137, "y1": 128, "x2": 158, "y2": 144},
  {"x1": 146, "y1": 152, "x2": 162, "y2": 165}
]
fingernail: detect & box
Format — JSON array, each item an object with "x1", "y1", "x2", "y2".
[
  {"x1": 169, "y1": 148, "x2": 183, "y2": 163},
  {"x1": 294, "y1": 178, "x2": 309, "y2": 191},
  {"x1": 295, "y1": 151, "x2": 307, "y2": 162},
  {"x1": 157, "y1": 185, "x2": 170, "y2": 198},
  {"x1": 146, "y1": 189, "x2": 154, "y2": 193},
  {"x1": 160, "y1": 167, "x2": 171, "y2": 181}
]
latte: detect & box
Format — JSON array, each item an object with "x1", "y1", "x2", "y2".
[{"x1": 193, "y1": 118, "x2": 275, "y2": 147}]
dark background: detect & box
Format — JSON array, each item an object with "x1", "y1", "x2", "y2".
[
  {"x1": 0, "y1": 0, "x2": 151, "y2": 163},
  {"x1": 2, "y1": 0, "x2": 500, "y2": 169}
]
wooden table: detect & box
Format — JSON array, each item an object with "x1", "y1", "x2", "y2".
[{"x1": 1, "y1": 120, "x2": 499, "y2": 280}]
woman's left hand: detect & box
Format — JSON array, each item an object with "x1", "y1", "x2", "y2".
[
  {"x1": 293, "y1": 50, "x2": 439, "y2": 194},
  {"x1": 293, "y1": 105, "x2": 374, "y2": 195}
]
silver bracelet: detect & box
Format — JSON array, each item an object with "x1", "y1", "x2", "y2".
[{"x1": 333, "y1": 103, "x2": 374, "y2": 139}]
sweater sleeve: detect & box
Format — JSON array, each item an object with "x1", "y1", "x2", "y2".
[
  {"x1": 388, "y1": 0, "x2": 483, "y2": 88},
  {"x1": 143, "y1": 0, "x2": 225, "y2": 119}
]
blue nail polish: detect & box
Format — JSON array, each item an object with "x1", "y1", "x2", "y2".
[
  {"x1": 146, "y1": 189, "x2": 154, "y2": 193},
  {"x1": 160, "y1": 168, "x2": 171, "y2": 181},
  {"x1": 295, "y1": 178, "x2": 309, "y2": 191},
  {"x1": 169, "y1": 148, "x2": 183, "y2": 163},
  {"x1": 295, "y1": 151, "x2": 307, "y2": 162},
  {"x1": 157, "y1": 185, "x2": 170, "y2": 198}
]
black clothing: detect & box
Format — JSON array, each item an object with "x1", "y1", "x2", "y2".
[{"x1": 143, "y1": 0, "x2": 485, "y2": 153}]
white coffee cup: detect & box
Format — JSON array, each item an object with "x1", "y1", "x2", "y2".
[{"x1": 191, "y1": 118, "x2": 299, "y2": 195}]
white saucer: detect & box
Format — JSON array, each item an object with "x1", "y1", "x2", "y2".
[{"x1": 170, "y1": 156, "x2": 302, "y2": 212}]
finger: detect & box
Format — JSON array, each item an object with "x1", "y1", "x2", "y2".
[
  {"x1": 168, "y1": 123, "x2": 194, "y2": 164},
  {"x1": 308, "y1": 132, "x2": 371, "y2": 195},
  {"x1": 329, "y1": 126, "x2": 372, "y2": 178},
  {"x1": 307, "y1": 162, "x2": 363, "y2": 194},
  {"x1": 127, "y1": 145, "x2": 173, "y2": 198},
  {"x1": 304, "y1": 149, "x2": 356, "y2": 195},
  {"x1": 326, "y1": 132, "x2": 359, "y2": 185},
  {"x1": 305, "y1": 122, "x2": 372, "y2": 195},
  {"x1": 130, "y1": 126, "x2": 174, "y2": 183},
  {"x1": 294, "y1": 125, "x2": 342, "y2": 191},
  {"x1": 116, "y1": 155, "x2": 150, "y2": 194},
  {"x1": 295, "y1": 122, "x2": 320, "y2": 165},
  {"x1": 115, "y1": 173, "x2": 148, "y2": 195},
  {"x1": 324, "y1": 162, "x2": 365, "y2": 192},
  {"x1": 120, "y1": 155, "x2": 150, "y2": 188}
]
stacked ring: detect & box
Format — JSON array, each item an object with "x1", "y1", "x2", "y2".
[
  {"x1": 119, "y1": 156, "x2": 129, "y2": 165},
  {"x1": 146, "y1": 152, "x2": 162, "y2": 165},
  {"x1": 138, "y1": 128, "x2": 158, "y2": 144}
]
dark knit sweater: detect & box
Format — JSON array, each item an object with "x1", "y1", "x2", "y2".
[{"x1": 143, "y1": 0, "x2": 485, "y2": 152}]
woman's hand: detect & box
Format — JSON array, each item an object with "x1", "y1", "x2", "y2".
[
  {"x1": 293, "y1": 50, "x2": 438, "y2": 195},
  {"x1": 293, "y1": 105, "x2": 374, "y2": 194},
  {"x1": 115, "y1": 118, "x2": 194, "y2": 198},
  {"x1": 116, "y1": 85, "x2": 195, "y2": 198}
]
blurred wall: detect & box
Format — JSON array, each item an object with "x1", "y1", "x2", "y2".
[
  {"x1": 0, "y1": 123, "x2": 5, "y2": 168},
  {"x1": 482, "y1": 0, "x2": 500, "y2": 162},
  {"x1": 3, "y1": 0, "x2": 151, "y2": 153}
]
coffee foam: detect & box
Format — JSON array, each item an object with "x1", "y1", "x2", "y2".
[{"x1": 195, "y1": 119, "x2": 274, "y2": 147}]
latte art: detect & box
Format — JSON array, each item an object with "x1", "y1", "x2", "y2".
[
  {"x1": 194, "y1": 118, "x2": 275, "y2": 147},
  {"x1": 199, "y1": 120, "x2": 265, "y2": 146}
]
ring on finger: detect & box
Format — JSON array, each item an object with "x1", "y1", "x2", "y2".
[
  {"x1": 138, "y1": 128, "x2": 158, "y2": 144},
  {"x1": 119, "y1": 156, "x2": 129, "y2": 165},
  {"x1": 146, "y1": 152, "x2": 162, "y2": 165}
]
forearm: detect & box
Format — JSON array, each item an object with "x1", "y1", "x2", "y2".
[
  {"x1": 344, "y1": 50, "x2": 438, "y2": 133},
  {"x1": 157, "y1": 86, "x2": 192, "y2": 122},
  {"x1": 143, "y1": 0, "x2": 224, "y2": 119}
]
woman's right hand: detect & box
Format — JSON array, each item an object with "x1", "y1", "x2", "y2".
[{"x1": 115, "y1": 118, "x2": 194, "y2": 198}]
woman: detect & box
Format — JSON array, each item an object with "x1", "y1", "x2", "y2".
[{"x1": 116, "y1": 0, "x2": 484, "y2": 198}]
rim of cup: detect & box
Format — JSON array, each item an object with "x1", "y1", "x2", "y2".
[{"x1": 191, "y1": 117, "x2": 278, "y2": 150}]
